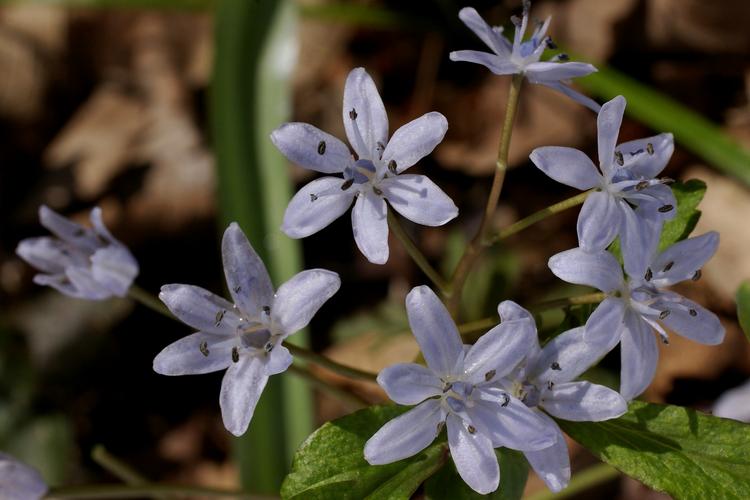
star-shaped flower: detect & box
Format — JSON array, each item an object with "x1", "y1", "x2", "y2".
[
  {"x1": 0, "y1": 453, "x2": 47, "y2": 500},
  {"x1": 495, "y1": 301, "x2": 627, "y2": 492},
  {"x1": 271, "y1": 67, "x2": 458, "y2": 265},
  {"x1": 449, "y1": 2, "x2": 599, "y2": 111},
  {"x1": 16, "y1": 205, "x2": 139, "y2": 300},
  {"x1": 364, "y1": 286, "x2": 556, "y2": 494},
  {"x1": 153, "y1": 222, "x2": 340, "y2": 436},
  {"x1": 548, "y1": 231, "x2": 724, "y2": 400},
  {"x1": 531, "y1": 96, "x2": 676, "y2": 255}
]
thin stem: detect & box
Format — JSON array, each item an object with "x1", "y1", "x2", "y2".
[
  {"x1": 288, "y1": 363, "x2": 368, "y2": 411},
  {"x1": 387, "y1": 208, "x2": 450, "y2": 296},
  {"x1": 447, "y1": 74, "x2": 523, "y2": 316},
  {"x1": 91, "y1": 446, "x2": 148, "y2": 485},
  {"x1": 45, "y1": 483, "x2": 270, "y2": 499},
  {"x1": 489, "y1": 190, "x2": 592, "y2": 244},
  {"x1": 457, "y1": 317, "x2": 496, "y2": 337},
  {"x1": 526, "y1": 462, "x2": 619, "y2": 500},
  {"x1": 127, "y1": 284, "x2": 174, "y2": 320},
  {"x1": 283, "y1": 342, "x2": 378, "y2": 382},
  {"x1": 528, "y1": 292, "x2": 607, "y2": 312}
]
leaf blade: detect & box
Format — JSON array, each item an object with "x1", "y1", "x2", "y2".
[{"x1": 736, "y1": 281, "x2": 750, "y2": 342}]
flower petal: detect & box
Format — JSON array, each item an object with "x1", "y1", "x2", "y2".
[
  {"x1": 659, "y1": 297, "x2": 724, "y2": 345},
  {"x1": 351, "y1": 190, "x2": 389, "y2": 264},
  {"x1": 0, "y1": 453, "x2": 48, "y2": 500},
  {"x1": 529, "y1": 146, "x2": 601, "y2": 190},
  {"x1": 364, "y1": 399, "x2": 443, "y2": 465},
  {"x1": 713, "y1": 380, "x2": 750, "y2": 423},
  {"x1": 159, "y1": 284, "x2": 242, "y2": 335},
  {"x1": 379, "y1": 174, "x2": 457, "y2": 226},
  {"x1": 543, "y1": 381, "x2": 627, "y2": 421},
  {"x1": 266, "y1": 345, "x2": 293, "y2": 376},
  {"x1": 497, "y1": 300, "x2": 534, "y2": 323},
  {"x1": 583, "y1": 297, "x2": 626, "y2": 350},
  {"x1": 577, "y1": 191, "x2": 623, "y2": 251},
  {"x1": 343, "y1": 68, "x2": 388, "y2": 159},
  {"x1": 153, "y1": 332, "x2": 233, "y2": 375},
  {"x1": 220, "y1": 355, "x2": 269, "y2": 436},
  {"x1": 16, "y1": 236, "x2": 87, "y2": 274},
  {"x1": 530, "y1": 326, "x2": 610, "y2": 383},
  {"x1": 38, "y1": 205, "x2": 98, "y2": 251},
  {"x1": 377, "y1": 363, "x2": 442, "y2": 405},
  {"x1": 282, "y1": 177, "x2": 356, "y2": 238},
  {"x1": 457, "y1": 7, "x2": 511, "y2": 56},
  {"x1": 272, "y1": 269, "x2": 340, "y2": 336},
  {"x1": 597, "y1": 96, "x2": 626, "y2": 177},
  {"x1": 463, "y1": 318, "x2": 535, "y2": 383},
  {"x1": 525, "y1": 61, "x2": 597, "y2": 82},
  {"x1": 405, "y1": 286, "x2": 463, "y2": 376},
  {"x1": 446, "y1": 413, "x2": 499, "y2": 495},
  {"x1": 548, "y1": 247, "x2": 624, "y2": 292},
  {"x1": 620, "y1": 311, "x2": 658, "y2": 400},
  {"x1": 650, "y1": 232, "x2": 719, "y2": 287},
  {"x1": 620, "y1": 204, "x2": 661, "y2": 280},
  {"x1": 270, "y1": 122, "x2": 352, "y2": 174},
  {"x1": 90, "y1": 245, "x2": 139, "y2": 297},
  {"x1": 523, "y1": 414, "x2": 570, "y2": 493},
  {"x1": 448, "y1": 50, "x2": 517, "y2": 75},
  {"x1": 618, "y1": 132, "x2": 674, "y2": 179},
  {"x1": 65, "y1": 266, "x2": 113, "y2": 300},
  {"x1": 32, "y1": 273, "x2": 80, "y2": 298},
  {"x1": 381, "y1": 112, "x2": 448, "y2": 173}
]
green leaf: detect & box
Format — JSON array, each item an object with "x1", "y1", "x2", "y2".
[
  {"x1": 558, "y1": 401, "x2": 750, "y2": 499},
  {"x1": 658, "y1": 179, "x2": 706, "y2": 251},
  {"x1": 736, "y1": 281, "x2": 750, "y2": 342},
  {"x1": 282, "y1": 405, "x2": 448, "y2": 500},
  {"x1": 424, "y1": 449, "x2": 528, "y2": 500}
]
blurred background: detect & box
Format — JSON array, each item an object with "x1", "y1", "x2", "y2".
[{"x1": 0, "y1": 0, "x2": 749, "y2": 498}]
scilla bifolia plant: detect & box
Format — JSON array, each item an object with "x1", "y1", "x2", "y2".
[{"x1": 12, "y1": 2, "x2": 747, "y2": 499}]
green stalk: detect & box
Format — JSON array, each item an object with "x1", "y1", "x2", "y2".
[
  {"x1": 526, "y1": 463, "x2": 619, "y2": 500},
  {"x1": 127, "y1": 284, "x2": 173, "y2": 319}
]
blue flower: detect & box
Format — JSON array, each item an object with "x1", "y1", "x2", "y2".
[{"x1": 0, "y1": 453, "x2": 47, "y2": 500}]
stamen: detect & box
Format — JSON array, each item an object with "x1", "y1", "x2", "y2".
[
  {"x1": 262, "y1": 306, "x2": 271, "y2": 315},
  {"x1": 215, "y1": 309, "x2": 226, "y2": 327},
  {"x1": 629, "y1": 148, "x2": 644, "y2": 156},
  {"x1": 442, "y1": 381, "x2": 453, "y2": 393},
  {"x1": 658, "y1": 204, "x2": 674, "y2": 213},
  {"x1": 510, "y1": 15, "x2": 521, "y2": 27},
  {"x1": 660, "y1": 177, "x2": 675, "y2": 185},
  {"x1": 645, "y1": 268, "x2": 653, "y2": 281},
  {"x1": 231, "y1": 347, "x2": 240, "y2": 363},
  {"x1": 663, "y1": 261, "x2": 674, "y2": 272},
  {"x1": 199, "y1": 341, "x2": 209, "y2": 357},
  {"x1": 547, "y1": 381, "x2": 554, "y2": 390},
  {"x1": 349, "y1": 108, "x2": 358, "y2": 120},
  {"x1": 636, "y1": 180, "x2": 650, "y2": 191},
  {"x1": 467, "y1": 425, "x2": 476, "y2": 434},
  {"x1": 646, "y1": 143, "x2": 655, "y2": 155},
  {"x1": 234, "y1": 285, "x2": 242, "y2": 293},
  {"x1": 264, "y1": 342, "x2": 274, "y2": 353},
  {"x1": 546, "y1": 37, "x2": 557, "y2": 49},
  {"x1": 556, "y1": 53, "x2": 569, "y2": 61},
  {"x1": 373, "y1": 186, "x2": 383, "y2": 196},
  {"x1": 551, "y1": 362, "x2": 561, "y2": 371},
  {"x1": 660, "y1": 334, "x2": 670, "y2": 345},
  {"x1": 614, "y1": 151, "x2": 624, "y2": 166},
  {"x1": 659, "y1": 310, "x2": 670, "y2": 320},
  {"x1": 501, "y1": 393, "x2": 510, "y2": 407},
  {"x1": 692, "y1": 270, "x2": 702, "y2": 281},
  {"x1": 317, "y1": 141, "x2": 326, "y2": 155},
  {"x1": 689, "y1": 308, "x2": 698, "y2": 317},
  {"x1": 388, "y1": 160, "x2": 397, "y2": 174},
  {"x1": 341, "y1": 179, "x2": 354, "y2": 190},
  {"x1": 310, "y1": 194, "x2": 318, "y2": 202},
  {"x1": 484, "y1": 369, "x2": 496, "y2": 381}
]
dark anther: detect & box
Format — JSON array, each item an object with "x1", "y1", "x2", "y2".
[
  {"x1": 349, "y1": 108, "x2": 358, "y2": 120},
  {"x1": 199, "y1": 341, "x2": 210, "y2": 357},
  {"x1": 310, "y1": 194, "x2": 318, "y2": 202},
  {"x1": 436, "y1": 421, "x2": 444, "y2": 434},
  {"x1": 234, "y1": 285, "x2": 242, "y2": 293},
  {"x1": 263, "y1": 306, "x2": 271, "y2": 315},
  {"x1": 547, "y1": 381, "x2": 555, "y2": 390},
  {"x1": 388, "y1": 160, "x2": 397, "y2": 173},
  {"x1": 661, "y1": 177, "x2": 675, "y2": 185},
  {"x1": 510, "y1": 15, "x2": 521, "y2": 26},
  {"x1": 661, "y1": 335, "x2": 670, "y2": 345},
  {"x1": 484, "y1": 369, "x2": 496, "y2": 381},
  {"x1": 645, "y1": 268, "x2": 653, "y2": 282},
  {"x1": 551, "y1": 362, "x2": 561, "y2": 371},
  {"x1": 442, "y1": 382, "x2": 453, "y2": 393},
  {"x1": 659, "y1": 310, "x2": 670, "y2": 320},
  {"x1": 614, "y1": 151, "x2": 624, "y2": 166},
  {"x1": 663, "y1": 261, "x2": 674, "y2": 272},
  {"x1": 692, "y1": 270, "x2": 702, "y2": 281},
  {"x1": 658, "y1": 204, "x2": 674, "y2": 213},
  {"x1": 467, "y1": 425, "x2": 476, "y2": 434},
  {"x1": 341, "y1": 179, "x2": 354, "y2": 190},
  {"x1": 636, "y1": 180, "x2": 650, "y2": 191},
  {"x1": 215, "y1": 309, "x2": 226, "y2": 327},
  {"x1": 630, "y1": 149, "x2": 644, "y2": 156},
  {"x1": 264, "y1": 342, "x2": 273, "y2": 353},
  {"x1": 376, "y1": 141, "x2": 385, "y2": 151},
  {"x1": 231, "y1": 347, "x2": 240, "y2": 363},
  {"x1": 73, "y1": 228, "x2": 86, "y2": 237},
  {"x1": 501, "y1": 394, "x2": 510, "y2": 407},
  {"x1": 373, "y1": 186, "x2": 383, "y2": 196},
  {"x1": 317, "y1": 140, "x2": 326, "y2": 155},
  {"x1": 689, "y1": 309, "x2": 698, "y2": 317},
  {"x1": 646, "y1": 143, "x2": 655, "y2": 155},
  {"x1": 546, "y1": 37, "x2": 557, "y2": 49},
  {"x1": 557, "y1": 53, "x2": 569, "y2": 61}
]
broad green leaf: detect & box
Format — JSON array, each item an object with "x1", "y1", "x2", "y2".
[
  {"x1": 424, "y1": 449, "x2": 528, "y2": 500},
  {"x1": 282, "y1": 405, "x2": 448, "y2": 500},
  {"x1": 558, "y1": 401, "x2": 750, "y2": 499},
  {"x1": 658, "y1": 179, "x2": 706, "y2": 251},
  {"x1": 736, "y1": 281, "x2": 750, "y2": 342}
]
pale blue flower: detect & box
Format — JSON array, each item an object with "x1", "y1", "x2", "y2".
[
  {"x1": 714, "y1": 380, "x2": 750, "y2": 423},
  {"x1": 531, "y1": 96, "x2": 677, "y2": 255},
  {"x1": 495, "y1": 301, "x2": 627, "y2": 492},
  {"x1": 548, "y1": 231, "x2": 725, "y2": 400},
  {"x1": 0, "y1": 453, "x2": 47, "y2": 500},
  {"x1": 16, "y1": 205, "x2": 139, "y2": 300},
  {"x1": 449, "y1": 2, "x2": 599, "y2": 111},
  {"x1": 364, "y1": 286, "x2": 555, "y2": 494},
  {"x1": 153, "y1": 222, "x2": 340, "y2": 436},
  {"x1": 271, "y1": 67, "x2": 458, "y2": 265}
]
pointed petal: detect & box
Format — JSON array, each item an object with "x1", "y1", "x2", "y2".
[
  {"x1": 523, "y1": 412, "x2": 570, "y2": 492},
  {"x1": 159, "y1": 284, "x2": 242, "y2": 335},
  {"x1": 381, "y1": 112, "x2": 448, "y2": 173},
  {"x1": 597, "y1": 96, "x2": 626, "y2": 177},
  {"x1": 651, "y1": 232, "x2": 719, "y2": 287},
  {"x1": 525, "y1": 61, "x2": 597, "y2": 82},
  {"x1": 343, "y1": 68, "x2": 388, "y2": 158},
  {"x1": 351, "y1": 190, "x2": 389, "y2": 264},
  {"x1": 153, "y1": 332, "x2": 233, "y2": 375},
  {"x1": 32, "y1": 273, "x2": 81, "y2": 298},
  {"x1": 220, "y1": 355, "x2": 269, "y2": 436},
  {"x1": 620, "y1": 311, "x2": 658, "y2": 400},
  {"x1": 620, "y1": 205, "x2": 661, "y2": 280},
  {"x1": 618, "y1": 133, "x2": 673, "y2": 179},
  {"x1": 380, "y1": 174, "x2": 458, "y2": 226},
  {"x1": 270, "y1": 122, "x2": 352, "y2": 174},
  {"x1": 446, "y1": 413, "x2": 499, "y2": 495},
  {"x1": 364, "y1": 399, "x2": 443, "y2": 465},
  {"x1": 16, "y1": 236, "x2": 87, "y2": 274},
  {"x1": 221, "y1": 222, "x2": 275, "y2": 317},
  {"x1": 529, "y1": 146, "x2": 601, "y2": 190},
  {"x1": 713, "y1": 380, "x2": 750, "y2": 422},
  {"x1": 38, "y1": 205, "x2": 98, "y2": 251},
  {"x1": 266, "y1": 345, "x2": 293, "y2": 376},
  {"x1": 377, "y1": 363, "x2": 442, "y2": 405},
  {"x1": 463, "y1": 318, "x2": 535, "y2": 383},
  {"x1": 531, "y1": 327, "x2": 610, "y2": 383},
  {"x1": 90, "y1": 245, "x2": 139, "y2": 297},
  {"x1": 577, "y1": 191, "x2": 622, "y2": 252},
  {"x1": 583, "y1": 297, "x2": 627, "y2": 350},
  {"x1": 405, "y1": 286, "x2": 463, "y2": 376},
  {"x1": 282, "y1": 177, "x2": 356, "y2": 238},
  {"x1": 272, "y1": 269, "x2": 340, "y2": 336},
  {"x1": 497, "y1": 300, "x2": 534, "y2": 322},
  {"x1": 457, "y1": 7, "x2": 511, "y2": 56},
  {"x1": 543, "y1": 381, "x2": 627, "y2": 421},
  {"x1": 537, "y1": 81, "x2": 601, "y2": 112},
  {"x1": 449, "y1": 50, "x2": 517, "y2": 75},
  {"x1": 548, "y1": 247, "x2": 624, "y2": 292},
  {"x1": 660, "y1": 297, "x2": 724, "y2": 345},
  {"x1": 65, "y1": 266, "x2": 112, "y2": 300}
]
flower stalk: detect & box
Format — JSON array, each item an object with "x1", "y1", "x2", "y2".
[{"x1": 284, "y1": 342, "x2": 378, "y2": 382}]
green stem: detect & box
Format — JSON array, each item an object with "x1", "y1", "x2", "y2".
[
  {"x1": 387, "y1": 208, "x2": 450, "y2": 295},
  {"x1": 127, "y1": 284, "x2": 174, "y2": 319},
  {"x1": 284, "y1": 342, "x2": 378, "y2": 382},
  {"x1": 526, "y1": 463, "x2": 619, "y2": 500},
  {"x1": 528, "y1": 292, "x2": 607, "y2": 312},
  {"x1": 447, "y1": 74, "x2": 524, "y2": 316},
  {"x1": 489, "y1": 190, "x2": 592, "y2": 244},
  {"x1": 45, "y1": 484, "x2": 270, "y2": 499},
  {"x1": 91, "y1": 446, "x2": 148, "y2": 485},
  {"x1": 288, "y1": 364, "x2": 368, "y2": 410}
]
